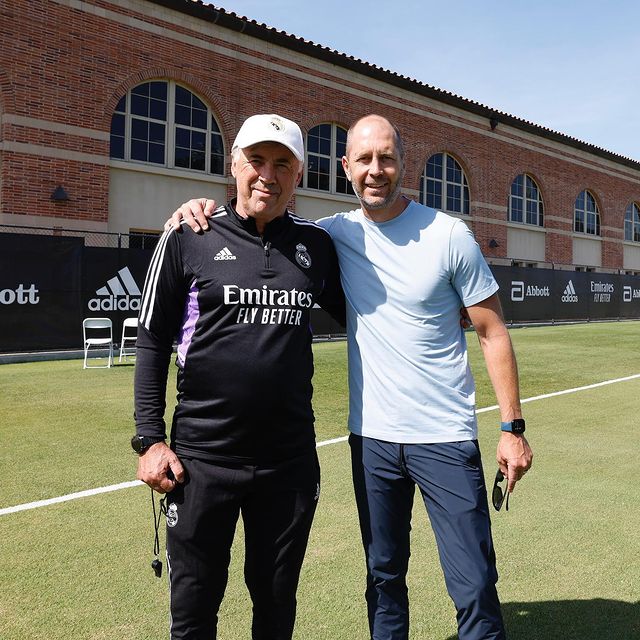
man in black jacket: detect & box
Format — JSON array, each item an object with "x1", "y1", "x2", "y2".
[{"x1": 132, "y1": 113, "x2": 345, "y2": 640}]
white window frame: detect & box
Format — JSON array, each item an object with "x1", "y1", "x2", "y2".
[
  {"x1": 110, "y1": 80, "x2": 224, "y2": 175},
  {"x1": 624, "y1": 202, "x2": 640, "y2": 242},
  {"x1": 509, "y1": 173, "x2": 544, "y2": 227},
  {"x1": 304, "y1": 123, "x2": 352, "y2": 195},
  {"x1": 420, "y1": 152, "x2": 470, "y2": 215},
  {"x1": 574, "y1": 190, "x2": 600, "y2": 236}
]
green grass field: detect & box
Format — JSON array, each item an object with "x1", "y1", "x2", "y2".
[{"x1": 1, "y1": 321, "x2": 639, "y2": 639}]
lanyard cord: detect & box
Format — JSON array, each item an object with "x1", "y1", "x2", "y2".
[{"x1": 151, "y1": 488, "x2": 167, "y2": 577}]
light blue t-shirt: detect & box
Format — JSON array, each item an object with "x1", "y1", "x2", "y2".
[{"x1": 318, "y1": 200, "x2": 499, "y2": 443}]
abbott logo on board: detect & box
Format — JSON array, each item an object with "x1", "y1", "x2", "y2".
[
  {"x1": 88, "y1": 267, "x2": 142, "y2": 311},
  {"x1": 0, "y1": 284, "x2": 40, "y2": 305}
]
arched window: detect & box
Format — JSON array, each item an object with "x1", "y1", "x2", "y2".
[
  {"x1": 509, "y1": 174, "x2": 544, "y2": 226},
  {"x1": 625, "y1": 202, "x2": 640, "y2": 242},
  {"x1": 304, "y1": 123, "x2": 353, "y2": 195},
  {"x1": 110, "y1": 81, "x2": 224, "y2": 175},
  {"x1": 574, "y1": 190, "x2": 600, "y2": 235},
  {"x1": 420, "y1": 153, "x2": 469, "y2": 215}
]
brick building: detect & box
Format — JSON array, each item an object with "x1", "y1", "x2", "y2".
[{"x1": 2, "y1": 0, "x2": 640, "y2": 273}]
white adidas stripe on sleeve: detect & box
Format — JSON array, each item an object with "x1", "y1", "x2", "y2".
[{"x1": 139, "y1": 228, "x2": 173, "y2": 329}]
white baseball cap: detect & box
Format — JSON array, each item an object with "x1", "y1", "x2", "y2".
[{"x1": 232, "y1": 114, "x2": 304, "y2": 162}]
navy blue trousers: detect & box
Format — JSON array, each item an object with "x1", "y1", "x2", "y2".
[{"x1": 350, "y1": 434, "x2": 505, "y2": 640}]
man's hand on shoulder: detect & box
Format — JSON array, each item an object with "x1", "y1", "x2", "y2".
[
  {"x1": 496, "y1": 432, "x2": 533, "y2": 494},
  {"x1": 165, "y1": 198, "x2": 218, "y2": 233},
  {"x1": 136, "y1": 442, "x2": 185, "y2": 494}
]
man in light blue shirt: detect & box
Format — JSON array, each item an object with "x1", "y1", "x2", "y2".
[{"x1": 170, "y1": 114, "x2": 533, "y2": 640}]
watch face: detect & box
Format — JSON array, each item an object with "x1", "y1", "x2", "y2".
[
  {"x1": 131, "y1": 435, "x2": 144, "y2": 453},
  {"x1": 511, "y1": 419, "x2": 526, "y2": 434}
]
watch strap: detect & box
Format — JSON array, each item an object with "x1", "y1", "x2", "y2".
[{"x1": 500, "y1": 419, "x2": 526, "y2": 434}]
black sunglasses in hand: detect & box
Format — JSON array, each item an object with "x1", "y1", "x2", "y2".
[{"x1": 492, "y1": 469, "x2": 510, "y2": 511}]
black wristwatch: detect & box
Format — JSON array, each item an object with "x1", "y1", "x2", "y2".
[
  {"x1": 131, "y1": 435, "x2": 165, "y2": 454},
  {"x1": 500, "y1": 419, "x2": 526, "y2": 434}
]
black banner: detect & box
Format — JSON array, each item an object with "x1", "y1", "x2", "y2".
[
  {"x1": 0, "y1": 234, "x2": 83, "y2": 351},
  {"x1": 1, "y1": 234, "x2": 640, "y2": 353}
]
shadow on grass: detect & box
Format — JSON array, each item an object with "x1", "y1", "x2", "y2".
[{"x1": 445, "y1": 599, "x2": 639, "y2": 639}]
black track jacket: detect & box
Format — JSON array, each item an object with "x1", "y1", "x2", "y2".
[{"x1": 134, "y1": 202, "x2": 345, "y2": 463}]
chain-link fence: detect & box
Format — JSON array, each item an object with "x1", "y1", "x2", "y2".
[{"x1": 0, "y1": 223, "x2": 160, "y2": 250}]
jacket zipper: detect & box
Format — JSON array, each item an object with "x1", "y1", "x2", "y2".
[{"x1": 262, "y1": 239, "x2": 271, "y2": 269}]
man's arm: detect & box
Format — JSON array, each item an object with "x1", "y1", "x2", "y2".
[
  {"x1": 134, "y1": 229, "x2": 188, "y2": 493},
  {"x1": 466, "y1": 293, "x2": 533, "y2": 493}
]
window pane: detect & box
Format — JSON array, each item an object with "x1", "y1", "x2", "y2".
[
  {"x1": 526, "y1": 199, "x2": 537, "y2": 225},
  {"x1": 148, "y1": 142, "x2": 164, "y2": 165},
  {"x1": 307, "y1": 134, "x2": 319, "y2": 154},
  {"x1": 192, "y1": 107, "x2": 207, "y2": 130},
  {"x1": 131, "y1": 139, "x2": 147, "y2": 161},
  {"x1": 307, "y1": 171, "x2": 319, "y2": 190},
  {"x1": 175, "y1": 104, "x2": 190, "y2": 127},
  {"x1": 131, "y1": 118, "x2": 148, "y2": 141},
  {"x1": 115, "y1": 96, "x2": 126, "y2": 113},
  {"x1": 319, "y1": 136, "x2": 331, "y2": 156},
  {"x1": 446, "y1": 156, "x2": 461, "y2": 183},
  {"x1": 191, "y1": 94, "x2": 206, "y2": 111},
  {"x1": 175, "y1": 127, "x2": 190, "y2": 148},
  {"x1": 131, "y1": 94, "x2": 149, "y2": 117},
  {"x1": 149, "y1": 98, "x2": 167, "y2": 121},
  {"x1": 191, "y1": 149, "x2": 205, "y2": 171},
  {"x1": 211, "y1": 132, "x2": 224, "y2": 155},
  {"x1": 110, "y1": 135, "x2": 124, "y2": 159},
  {"x1": 175, "y1": 85, "x2": 190, "y2": 106},
  {"x1": 110, "y1": 113, "x2": 124, "y2": 136},
  {"x1": 449, "y1": 183, "x2": 461, "y2": 200},
  {"x1": 211, "y1": 116, "x2": 221, "y2": 134},
  {"x1": 510, "y1": 197, "x2": 523, "y2": 222},
  {"x1": 149, "y1": 81, "x2": 167, "y2": 100},
  {"x1": 511, "y1": 176, "x2": 523, "y2": 197},
  {"x1": 211, "y1": 153, "x2": 224, "y2": 175},
  {"x1": 132, "y1": 83, "x2": 150, "y2": 97},
  {"x1": 192, "y1": 130, "x2": 206, "y2": 152},
  {"x1": 319, "y1": 124, "x2": 331, "y2": 139},
  {"x1": 149, "y1": 122, "x2": 165, "y2": 144},
  {"x1": 463, "y1": 186, "x2": 470, "y2": 215},
  {"x1": 426, "y1": 154, "x2": 442, "y2": 179},
  {"x1": 175, "y1": 146, "x2": 190, "y2": 168},
  {"x1": 319, "y1": 156, "x2": 330, "y2": 175}
]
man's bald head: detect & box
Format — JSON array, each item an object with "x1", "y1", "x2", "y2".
[{"x1": 345, "y1": 114, "x2": 405, "y2": 163}]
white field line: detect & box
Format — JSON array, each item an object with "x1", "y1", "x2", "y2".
[{"x1": 2, "y1": 372, "x2": 639, "y2": 518}]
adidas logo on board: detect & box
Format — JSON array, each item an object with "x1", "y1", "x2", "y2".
[
  {"x1": 561, "y1": 280, "x2": 578, "y2": 303},
  {"x1": 88, "y1": 267, "x2": 142, "y2": 311}
]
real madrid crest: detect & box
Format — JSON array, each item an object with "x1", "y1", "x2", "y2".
[
  {"x1": 269, "y1": 116, "x2": 284, "y2": 132},
  {"x1": 166, "y1": 503, "x2": 179, "y2": 527},
  {"x1": 295, "y1": 243, "x2": 311, "y2": 269}
]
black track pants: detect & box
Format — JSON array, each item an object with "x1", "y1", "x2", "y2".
[{"x1": 165, "y1": 452, "x2": 320, "y2": 640}]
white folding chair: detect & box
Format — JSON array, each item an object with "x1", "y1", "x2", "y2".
[
  {"x1": 83, "y1": 317, "x2": 113, "y2": 369},
  {"x1": 119, "y1": 317, "x2": 138, "y2": 363}
]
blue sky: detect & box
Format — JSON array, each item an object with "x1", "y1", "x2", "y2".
[{"x1": 207, "y1": 0, "x2": 640, "y2": 161}]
